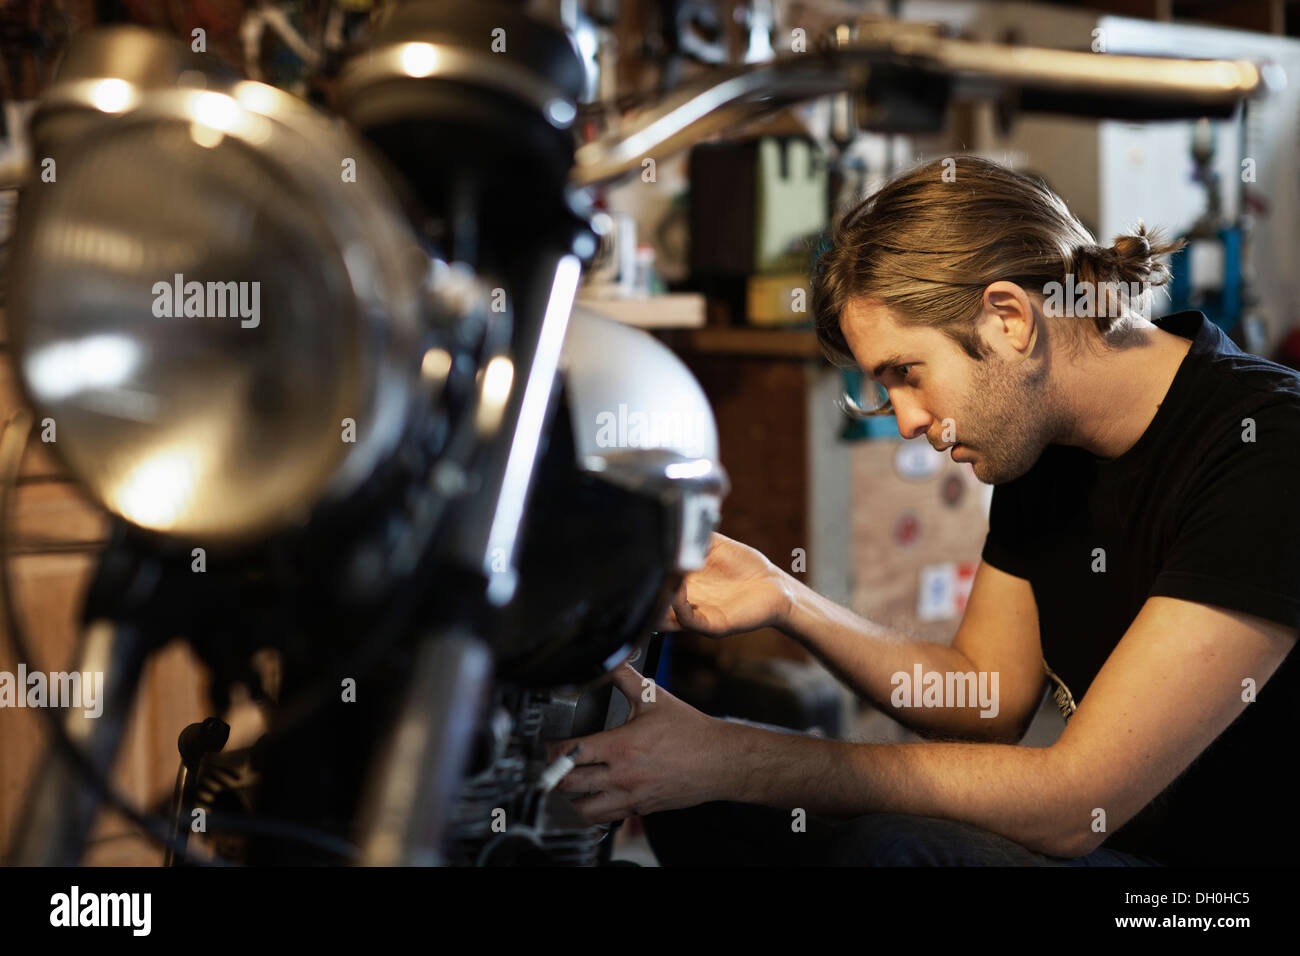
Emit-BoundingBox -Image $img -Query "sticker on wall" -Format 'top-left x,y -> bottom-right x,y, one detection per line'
917,562 -> 977,622
892,510 -> 921,548
941,472 -> 965,508
893,440 -> 944,481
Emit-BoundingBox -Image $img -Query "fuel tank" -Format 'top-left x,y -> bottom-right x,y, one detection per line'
491,308 -> 727,685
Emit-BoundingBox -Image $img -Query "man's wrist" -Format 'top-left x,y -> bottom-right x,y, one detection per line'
765,563 -> 797,632
709,717 -> 760,803
770,569 -> 813,644
707,717 -> 856,809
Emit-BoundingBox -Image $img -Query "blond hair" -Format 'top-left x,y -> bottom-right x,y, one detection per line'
812,156 -> 1184,367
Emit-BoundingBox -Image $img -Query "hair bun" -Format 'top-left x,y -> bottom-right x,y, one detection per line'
1068,221 -> 1185,311
1112,233 -> 1151,261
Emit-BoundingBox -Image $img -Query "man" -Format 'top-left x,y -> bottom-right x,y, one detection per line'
546,156 -> 1300,866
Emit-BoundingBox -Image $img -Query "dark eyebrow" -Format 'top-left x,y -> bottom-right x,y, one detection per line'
870,353 -> 906,380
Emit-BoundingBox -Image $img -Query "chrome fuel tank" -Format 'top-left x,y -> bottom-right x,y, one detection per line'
491,309 -> 727,685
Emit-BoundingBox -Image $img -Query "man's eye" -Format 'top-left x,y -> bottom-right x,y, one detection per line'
895,365 -> 913,379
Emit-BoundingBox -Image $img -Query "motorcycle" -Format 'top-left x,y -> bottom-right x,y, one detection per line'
0,1 -> 1268,865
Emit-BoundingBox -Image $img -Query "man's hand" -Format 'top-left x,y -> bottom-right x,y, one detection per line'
661,532 -> 793,637
544,664 -> 738,825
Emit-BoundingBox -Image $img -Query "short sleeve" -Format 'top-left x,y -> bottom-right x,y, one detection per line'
981,480 -> 1035,580
1148,402 -> 1300,633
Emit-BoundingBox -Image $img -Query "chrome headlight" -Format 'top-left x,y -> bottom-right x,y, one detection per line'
7,40 -> 431,545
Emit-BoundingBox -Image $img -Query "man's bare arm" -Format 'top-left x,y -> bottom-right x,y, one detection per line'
779,560 -> 1045,742
712,596 -> 1296,856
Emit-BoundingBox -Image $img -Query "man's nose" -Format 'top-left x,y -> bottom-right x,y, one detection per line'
892,398 -> 933,441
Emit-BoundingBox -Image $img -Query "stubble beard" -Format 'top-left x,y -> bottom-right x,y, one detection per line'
957,352 -> 1065,485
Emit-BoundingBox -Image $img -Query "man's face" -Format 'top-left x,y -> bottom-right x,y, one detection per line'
840,298 -> 1060,484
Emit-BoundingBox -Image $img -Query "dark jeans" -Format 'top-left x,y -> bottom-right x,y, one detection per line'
642,802 -> 1162,866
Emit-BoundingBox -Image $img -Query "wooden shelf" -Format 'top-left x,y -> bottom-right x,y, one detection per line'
657,325 -> 824,359
575,292 -> 707,329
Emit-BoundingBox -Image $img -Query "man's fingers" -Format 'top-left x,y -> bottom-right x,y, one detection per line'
672,593 -> 714,634
608,663 -> 649,715
659,580 -> 690,631
658,602 -> 680,631
570,790 -> 635,825
556,764 -> 614,794
545,737 -> 597,765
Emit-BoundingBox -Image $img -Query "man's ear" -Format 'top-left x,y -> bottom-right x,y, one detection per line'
980,281 -> 1038,358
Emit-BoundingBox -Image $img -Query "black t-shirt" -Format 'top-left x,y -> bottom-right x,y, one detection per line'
981,310 -> 1300,866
